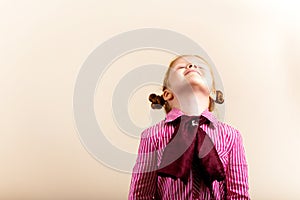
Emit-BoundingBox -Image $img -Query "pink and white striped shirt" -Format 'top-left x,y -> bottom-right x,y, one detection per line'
129,108 -> 250,200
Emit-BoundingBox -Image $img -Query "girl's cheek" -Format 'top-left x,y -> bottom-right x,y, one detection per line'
168,71 -> 183,83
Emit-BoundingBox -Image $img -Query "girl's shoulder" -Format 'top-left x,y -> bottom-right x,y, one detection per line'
216,120 -> 240,132
214,120 -> 242,139
140,119 -> 166,139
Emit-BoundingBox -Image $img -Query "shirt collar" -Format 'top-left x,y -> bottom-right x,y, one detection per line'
165,107 -> 219,127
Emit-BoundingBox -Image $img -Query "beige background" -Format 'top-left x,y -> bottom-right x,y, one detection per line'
1,0 -> 300,199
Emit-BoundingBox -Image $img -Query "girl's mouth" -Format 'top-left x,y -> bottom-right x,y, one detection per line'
184,69 -> 200,76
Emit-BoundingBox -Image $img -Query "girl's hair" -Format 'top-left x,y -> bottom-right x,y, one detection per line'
149,55 -> 224,113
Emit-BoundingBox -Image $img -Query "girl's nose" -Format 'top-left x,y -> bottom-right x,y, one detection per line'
187,64 -> 195,69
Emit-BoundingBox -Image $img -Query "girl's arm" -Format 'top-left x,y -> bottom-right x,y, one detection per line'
128,130 -> 157,200
226,130 -> 250,199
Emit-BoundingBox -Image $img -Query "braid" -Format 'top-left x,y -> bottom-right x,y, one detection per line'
148,93 -> 165,109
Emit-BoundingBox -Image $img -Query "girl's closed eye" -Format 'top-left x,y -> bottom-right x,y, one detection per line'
196,65 -> 207,73
175,65 -> 186,70
194,65 -> 204,70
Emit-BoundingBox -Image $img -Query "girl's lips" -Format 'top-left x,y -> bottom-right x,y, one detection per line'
184,69 -> 200,76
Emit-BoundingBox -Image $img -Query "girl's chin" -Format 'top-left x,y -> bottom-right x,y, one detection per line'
186,78 -> 208,87
174,82 -> 209,94
188,81 -> 210,92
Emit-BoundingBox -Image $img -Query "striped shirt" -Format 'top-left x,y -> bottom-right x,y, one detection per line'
129,108 -> 250,200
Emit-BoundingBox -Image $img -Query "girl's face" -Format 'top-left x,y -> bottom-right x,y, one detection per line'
167,56 -> 213,95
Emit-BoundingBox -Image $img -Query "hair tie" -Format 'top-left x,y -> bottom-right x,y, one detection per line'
215,90 -> 224,104
149,93 -> 165,109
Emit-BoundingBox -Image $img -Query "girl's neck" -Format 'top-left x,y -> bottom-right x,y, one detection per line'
172,90 -> 209,116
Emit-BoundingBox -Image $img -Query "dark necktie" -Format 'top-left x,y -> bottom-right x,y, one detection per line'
157,115 -> 225,187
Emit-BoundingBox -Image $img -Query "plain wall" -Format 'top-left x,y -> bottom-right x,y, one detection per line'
1,0 -> 300,199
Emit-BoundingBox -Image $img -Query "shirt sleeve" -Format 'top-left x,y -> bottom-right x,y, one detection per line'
128,130 -> 158,200
226,130 -> 250,200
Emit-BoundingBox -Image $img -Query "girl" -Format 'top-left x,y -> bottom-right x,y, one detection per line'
129,55 -> 250,200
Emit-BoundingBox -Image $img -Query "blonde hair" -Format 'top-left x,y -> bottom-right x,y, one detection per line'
149,55 -> 221,113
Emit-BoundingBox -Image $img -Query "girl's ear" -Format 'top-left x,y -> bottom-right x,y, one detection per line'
163,89 -> 174,101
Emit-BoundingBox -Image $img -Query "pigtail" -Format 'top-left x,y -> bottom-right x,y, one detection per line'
209,90 -> 224,112
215,90 -> 224,104
149,93 -> 165,109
